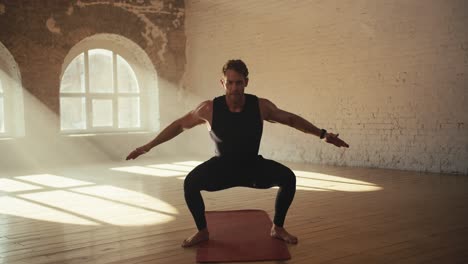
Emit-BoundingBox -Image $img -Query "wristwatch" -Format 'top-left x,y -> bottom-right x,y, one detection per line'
319,129 -> 327,139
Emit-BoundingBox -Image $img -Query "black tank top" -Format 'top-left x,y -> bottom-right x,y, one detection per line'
210,94 -> 263,159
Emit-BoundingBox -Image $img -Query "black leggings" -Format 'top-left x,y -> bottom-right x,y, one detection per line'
184,155 -> 296,230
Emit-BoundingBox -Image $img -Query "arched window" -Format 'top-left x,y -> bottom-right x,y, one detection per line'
0,79 -> 4,133
60,49 -> 141,131
0,41 -> 25,138
60,34 -> 159,134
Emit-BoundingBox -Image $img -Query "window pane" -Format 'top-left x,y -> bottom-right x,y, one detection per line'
0,97 -> 4,133
89,49 -> 113,93
117,55 -> 139,93
60,97 -> 86,130
118,97 -> 140,128
61,53 -> 85,93
92,99 -> 113,127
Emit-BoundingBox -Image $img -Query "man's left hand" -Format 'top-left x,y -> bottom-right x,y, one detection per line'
324,133 -> 349,148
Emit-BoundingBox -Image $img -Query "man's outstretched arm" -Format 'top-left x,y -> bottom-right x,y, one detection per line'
126,101 -> 211,160
259,98 -> 349,148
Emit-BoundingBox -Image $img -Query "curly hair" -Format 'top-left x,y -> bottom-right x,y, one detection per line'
222,59 -> 249,79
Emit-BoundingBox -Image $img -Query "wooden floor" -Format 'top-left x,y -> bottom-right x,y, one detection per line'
1,155 -> 467,264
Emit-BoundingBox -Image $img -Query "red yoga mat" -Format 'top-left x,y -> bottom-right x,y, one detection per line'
196,210 -> 291,263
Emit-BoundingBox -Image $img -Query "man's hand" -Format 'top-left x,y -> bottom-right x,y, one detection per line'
324,133 -> 349,148
126,146 -> 150,160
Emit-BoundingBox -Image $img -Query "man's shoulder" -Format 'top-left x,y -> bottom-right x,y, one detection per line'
197,100 -> 213,111
245,94 -> 268,103
189,100 -> 212,122
256,97 -> 274,106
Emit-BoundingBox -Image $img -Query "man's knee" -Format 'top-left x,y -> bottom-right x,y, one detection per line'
281,168 -> 296,187
184,171 -> 200,193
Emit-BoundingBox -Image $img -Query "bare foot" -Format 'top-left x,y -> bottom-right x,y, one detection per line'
181,229 -> 209,247
270,225 -> 298,244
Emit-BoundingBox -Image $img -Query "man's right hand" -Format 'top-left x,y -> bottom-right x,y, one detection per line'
324,133 -> 350,148
126,147 -> 149,160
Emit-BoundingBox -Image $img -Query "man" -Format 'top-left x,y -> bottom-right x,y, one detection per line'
126,59 -> 349,247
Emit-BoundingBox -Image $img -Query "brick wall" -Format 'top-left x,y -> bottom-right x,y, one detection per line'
0,0 -> 466,174
0,0 -> 187,169
0,0 -> 185,113
183,0 -> 468,174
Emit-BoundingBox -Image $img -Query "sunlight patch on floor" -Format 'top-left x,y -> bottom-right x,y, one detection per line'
72,185 -> 178,214
293,170 -> 382,192
19,190 -> 175,226
110,161 -> 382,193
110,161 -> 202,177
173,161 -> 203,167
0,171 -> 179,226
0,178 -> 43,192
16,174 -> 93,188
0,160 -> 382,227
110,166 -> 186,177
147,163 -> 194,172
0,196 -> 98,225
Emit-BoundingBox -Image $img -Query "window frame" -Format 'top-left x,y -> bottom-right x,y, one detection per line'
0,78 -> 5,135
0,69 -> 18,138
60,49 -> 145,134
0,41 -> 26,139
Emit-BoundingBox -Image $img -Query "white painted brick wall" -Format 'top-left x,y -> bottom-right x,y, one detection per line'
183,0 -> 468,174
